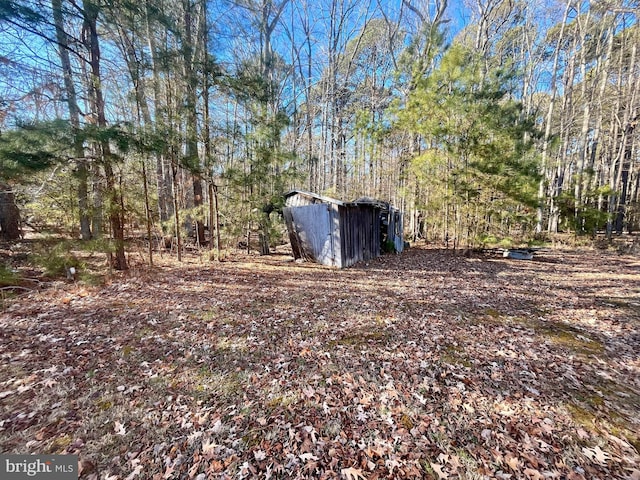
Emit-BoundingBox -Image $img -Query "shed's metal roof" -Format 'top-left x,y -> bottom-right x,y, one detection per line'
284,189 -> 347,206
285,190 -> 387,208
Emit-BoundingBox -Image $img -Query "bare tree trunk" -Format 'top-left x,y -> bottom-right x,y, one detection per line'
587,20 -> 615,208
290,1 -> 315,192
182,0 -> 206,246
608,35 -> 638,236
52,0 -> 91,240
91,159 -> 103,238
171,158 -> 182,261
145,0 -> 171,227
142,158 -> 153,265
209,182 -> 221,260
113,16 -> 158,264
573,7 -> 593,232
0,183 -> 21,241
537,0 -> 572,233
83,0 -> 127,269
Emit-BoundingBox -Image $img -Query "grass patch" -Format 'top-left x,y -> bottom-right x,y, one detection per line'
198,308 -> 219,322
31,241 -> 82,278
266,392 -> 298,409
478,310 -> 605,356
0,263 -> 20,287
566,375 -> 640,453
566,400 -> 640,452
216,335 -> 249,353
47,434 -> 72,453
195,370 -> 246,402
484,308 -> 503,319
530,321 -> 605,356
566,402 -> 598,430
95,398 -> 114,411
329,330 -> 389,347
601,297 -> 640,315
440,344 -> 473,368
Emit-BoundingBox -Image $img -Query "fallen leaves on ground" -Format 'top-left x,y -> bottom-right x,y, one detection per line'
1,245 -> 639,479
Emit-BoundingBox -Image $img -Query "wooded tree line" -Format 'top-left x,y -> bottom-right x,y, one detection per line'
0,0 -> 638,269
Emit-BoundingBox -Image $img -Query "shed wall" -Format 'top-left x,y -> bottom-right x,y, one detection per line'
339,205 -> 380,267
388,208 -> 404,253
283,204 -> 337,266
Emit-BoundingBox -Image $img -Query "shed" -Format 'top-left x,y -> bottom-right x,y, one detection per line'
283,190 -> 403,268
353,197 -> 405,254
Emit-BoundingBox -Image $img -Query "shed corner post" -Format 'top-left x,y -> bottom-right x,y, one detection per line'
330,203 -> 343,268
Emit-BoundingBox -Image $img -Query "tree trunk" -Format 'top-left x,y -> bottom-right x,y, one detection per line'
145,0 -> 172,227
536,0 -> 572,233
0,183 -> 21,241
83,0 -> 127,269
573,7 -> 593,232
608,39 -> 638,237
209,182 -> 221,261
259,216 -> 270,255
183,0 -> 205,246
614,113 -> 638,234
91,160 -> 103,237
142,158 -> 153,266
52,0 -> 91,240
171,158 -> 182,261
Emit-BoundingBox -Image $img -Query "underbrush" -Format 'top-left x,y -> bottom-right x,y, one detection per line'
0,263 -> 20,287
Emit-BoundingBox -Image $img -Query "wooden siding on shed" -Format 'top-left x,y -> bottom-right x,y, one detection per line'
340,205 -> 380,266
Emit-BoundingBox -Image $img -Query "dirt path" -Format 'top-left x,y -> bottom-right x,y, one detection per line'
1,246 -> 639,479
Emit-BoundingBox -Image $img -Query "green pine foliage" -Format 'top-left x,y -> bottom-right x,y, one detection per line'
0,120 -> 72,181
0,120 -> 143,182
8,121 -> 156,237
397,43 -> 542,247
223,57 -> 302,251
0,262 -> 20,287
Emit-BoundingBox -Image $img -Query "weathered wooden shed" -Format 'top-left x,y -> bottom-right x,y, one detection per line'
353,197 -> 405,254
283,190 -> 403,268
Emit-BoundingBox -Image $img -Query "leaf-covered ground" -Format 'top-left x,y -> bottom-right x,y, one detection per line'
1,246 -> 639,479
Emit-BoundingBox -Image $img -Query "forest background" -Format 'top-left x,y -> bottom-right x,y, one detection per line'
0,0 -> 638,270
